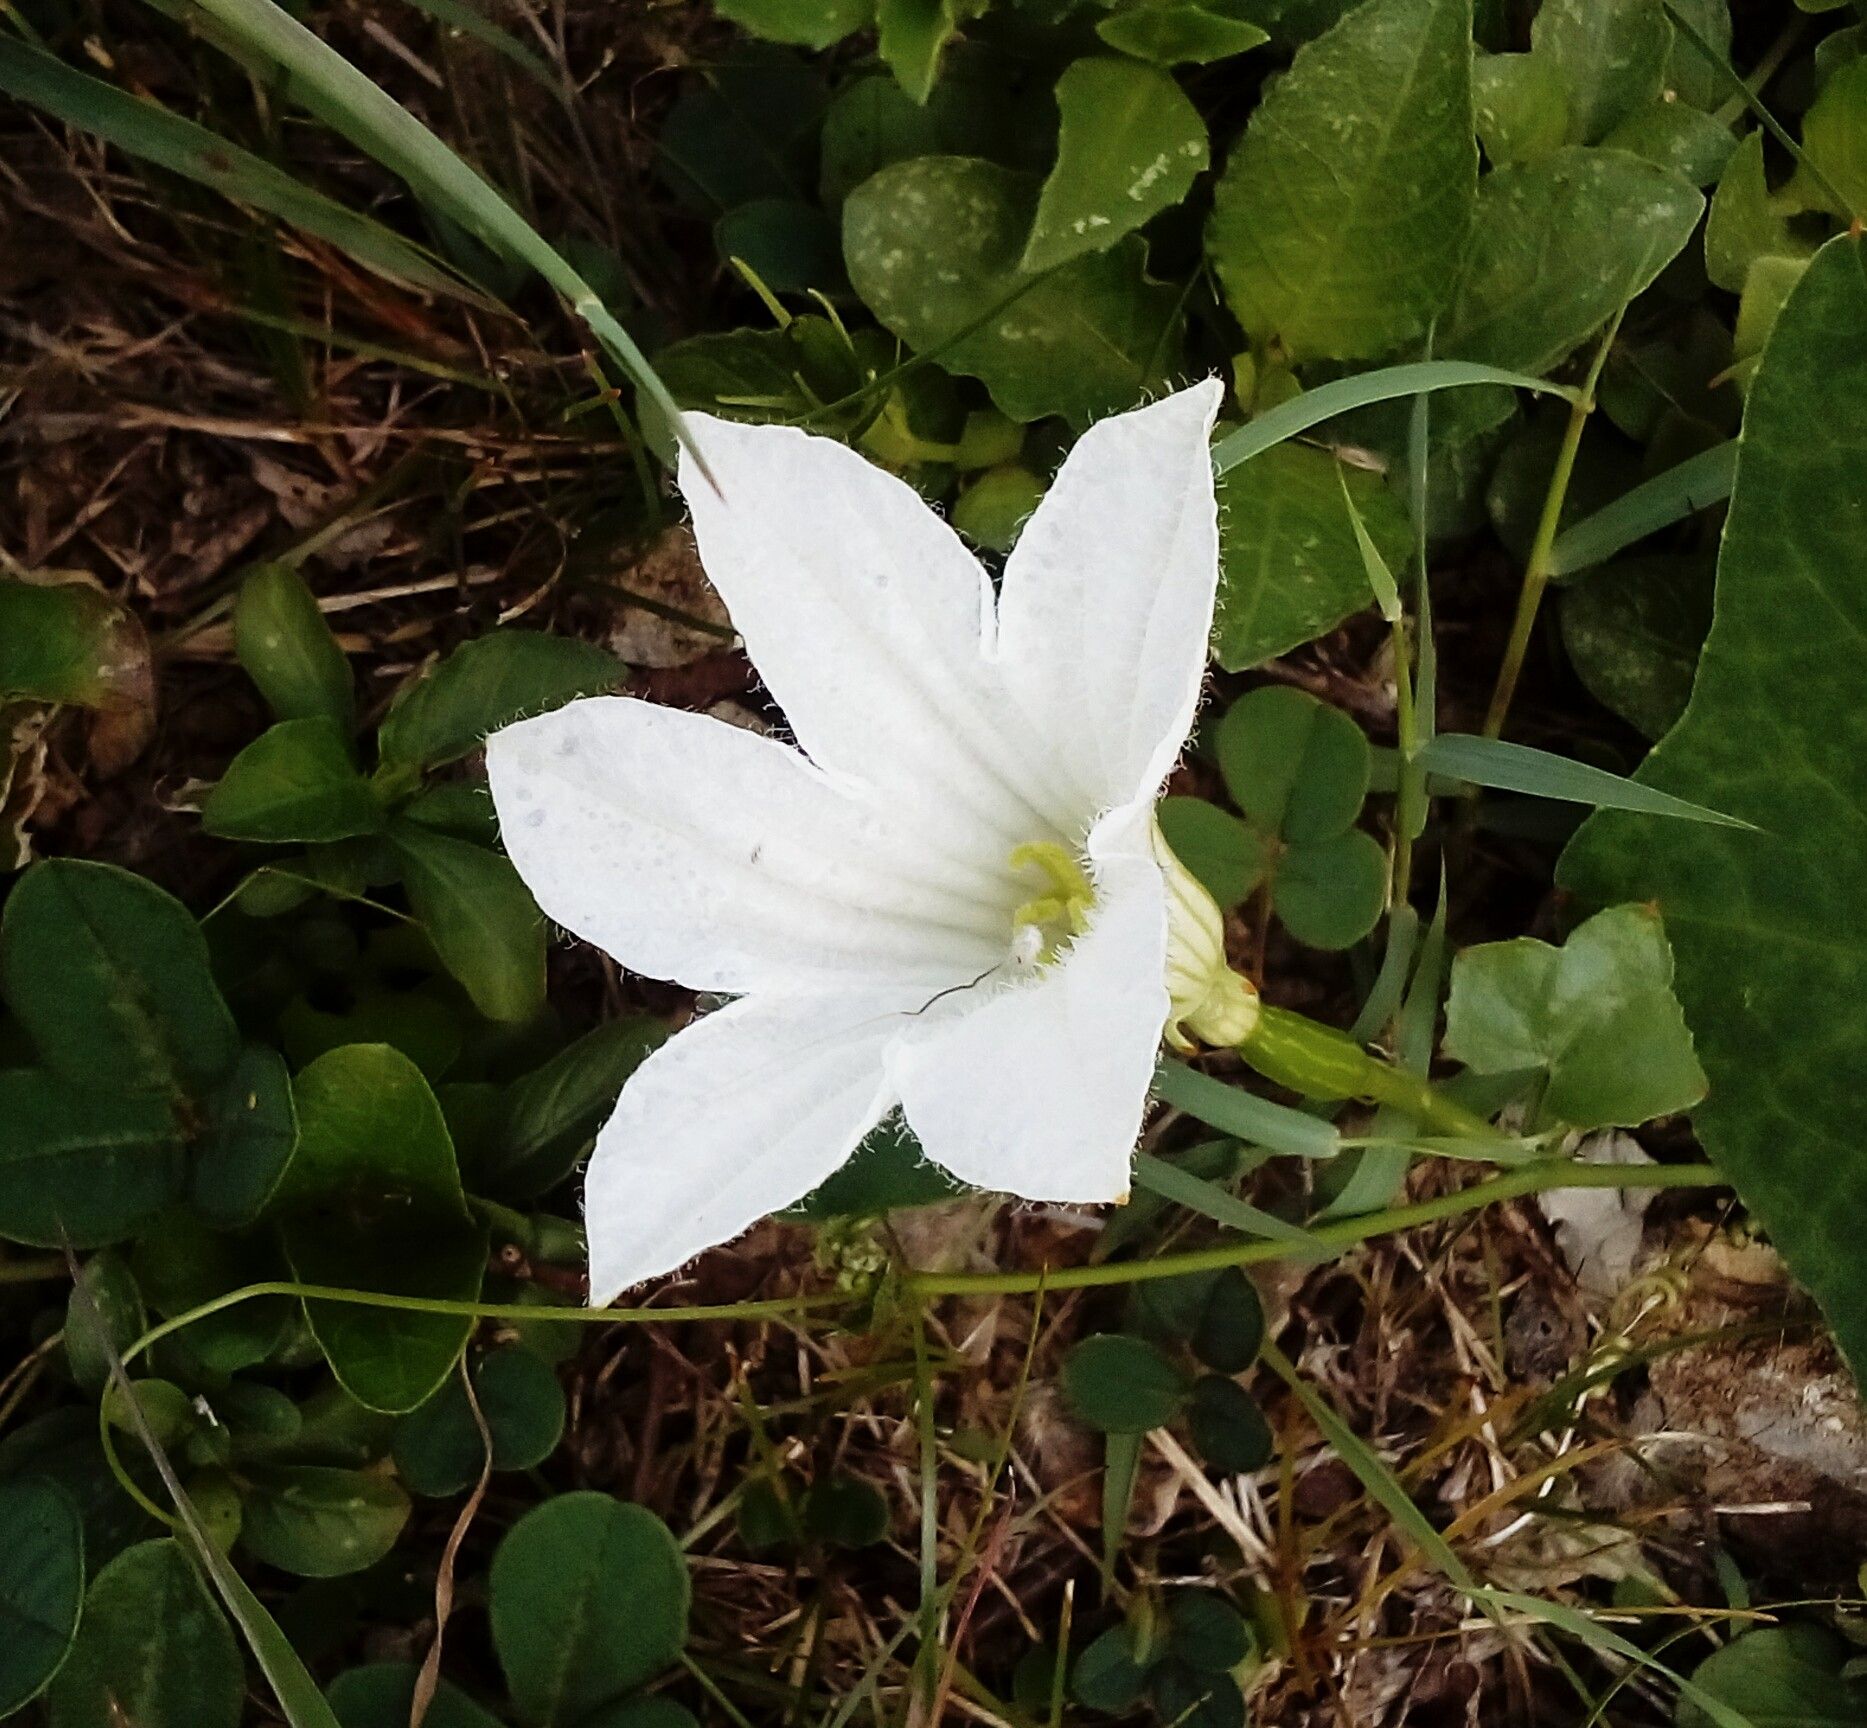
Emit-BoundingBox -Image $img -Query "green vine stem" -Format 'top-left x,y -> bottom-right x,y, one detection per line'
901,1160 -> 1722,1297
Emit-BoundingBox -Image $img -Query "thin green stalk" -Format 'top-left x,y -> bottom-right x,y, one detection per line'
901,1161 -> 1722,1298
121,1281 -> 834,1372
1483,310 -> 1625,738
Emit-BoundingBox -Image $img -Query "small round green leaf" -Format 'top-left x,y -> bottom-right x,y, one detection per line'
278,1043 -> 487,1413
1188,1375 -> 1273,1476
0,1478 -> 84,1716
802,1474 -> 890,1550
240,1465 -> 411,1578
192,1043 -> 299,1229
1216,686 -> 1370,845
1072,1622 -> 1150,1711
950,465 -> 1046,553
1166,1591 -> 1253,1673
47,1539 -> 241,1728
1188,1270 -> 1265,1375
1060,1334 -> 1193,1434
1149,1659 -> 1245,1728
491,1493 -> 690,1728
1272,827 -> 1387,950
64,1249 -> 146,1393
1155,797 -> 1270,909
392,1346 -> 567,1497
1678,1624 -> 1866,1728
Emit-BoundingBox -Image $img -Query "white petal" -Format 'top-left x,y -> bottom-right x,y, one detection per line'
488,696 -> 1008,996
584,993 -> 903,1301
887,804 -> 1169,1202
995,381 -> 1224,813
678,415 -> 1084,853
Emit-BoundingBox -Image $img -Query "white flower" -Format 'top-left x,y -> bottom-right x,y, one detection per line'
487,379 -> 1229,1303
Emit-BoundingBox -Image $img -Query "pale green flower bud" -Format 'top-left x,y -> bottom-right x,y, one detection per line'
1153,817 -> 1260,1052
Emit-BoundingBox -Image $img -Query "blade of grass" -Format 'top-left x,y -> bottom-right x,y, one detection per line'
1211,361 -> 1576,475
67,1254 -> 345,1728
1418,734 -> 1754,829
1132,1149 -> 1322,1247
1261,1342 -> 1756,1728
0,37 -> 477,303
1547,440 -> 1737,578
1153,1059 -> 1342,1159
394,0 -> 558,89
151,0 -> 699,468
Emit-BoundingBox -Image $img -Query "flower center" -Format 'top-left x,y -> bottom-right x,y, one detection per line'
1006,841 -> 1094,969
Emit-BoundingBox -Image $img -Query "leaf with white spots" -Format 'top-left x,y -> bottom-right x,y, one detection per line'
1022,58 -> 1209,273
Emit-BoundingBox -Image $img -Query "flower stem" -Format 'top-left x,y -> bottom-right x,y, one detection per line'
1235,1005 -> 1494,1140
1482,309 -> 1625,739
900,1161 -> 1722,1298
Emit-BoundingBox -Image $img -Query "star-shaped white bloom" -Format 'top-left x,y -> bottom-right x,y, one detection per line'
487,379 -> 1232,1303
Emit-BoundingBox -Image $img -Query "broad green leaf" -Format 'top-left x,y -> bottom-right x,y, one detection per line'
480,1014 -> 666,1198
657,44 -> 824,214
278,1044 -> 488,1412
327,1664 -> 505,1728
1419,732 -> 1748,826
1733,252 -> 1810,366
1212,443 -> 1414,669
1706,132 -> 1811,293
1,859 -> 239,1095
1155,796 -> 1271,907
240,1466 -> 410,1577
1442,148 -> 1702,376
1166,1594 -> 1253,1672
1788,56 -> 1867,219
202,717 -> 383,843
193,1043 -> 299,1228
1444,904 -> 1706,1129
490,1493 -> 690,1728
379,630 -> 626,769
1560,555 -> 1712,739
0,1071 -> 183,1248
843,156 -> 1184,425
1060,1333 -> 1193,1432
1676,1625 -> 1867,1728
0,579 -> 149,709
234,565 -> 355,730
1021,58 -> 1207,272
1149,1661 -> 1245,1728
1205,0 -> 1476,362
1215,685 -> 1371,843
47,1540 -> 242,1728
877,0 -> 965,102
714,196 -> 843,294
392,1346 -> 566,1497
0,38 -> 471,303
1472,53 -> 1568,166
950,466 -> 1046,551
132,1214 -> 294,1374
655,319 -> 876,433
787,1117 -> 968,1219
819,68 -> 1018,203
1602,100 -> 1735,184
1095,0 -> 1269,65
389,821 -> 545,1024
1272,827 -> 1387,950
1559,236 -> 1867,1377
0,1479 -> 84,1716
1529,0 -> 1671,142
1661,0 -> 1732,110
715,0 -> 873,48
64,1251 -> 145,1394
